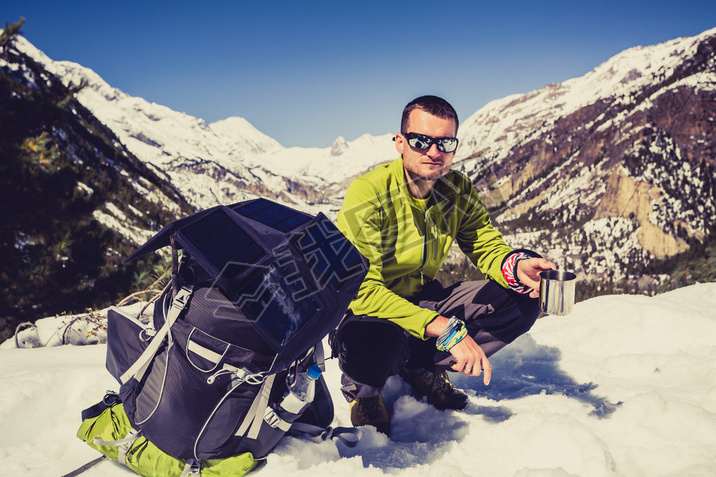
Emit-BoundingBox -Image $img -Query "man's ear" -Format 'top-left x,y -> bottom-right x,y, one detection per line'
394,133 -> 405,155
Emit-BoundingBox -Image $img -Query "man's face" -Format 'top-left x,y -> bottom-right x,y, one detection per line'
395,108 -> 457,185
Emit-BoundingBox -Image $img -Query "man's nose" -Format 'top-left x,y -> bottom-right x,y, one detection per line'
426,142 -> 441,157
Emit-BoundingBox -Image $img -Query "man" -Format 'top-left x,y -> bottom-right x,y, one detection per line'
332,95 -> 555,435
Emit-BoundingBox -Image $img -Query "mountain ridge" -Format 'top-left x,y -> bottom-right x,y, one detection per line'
2,24 -> 715,337
453,27 -> 716,293
0,31 -> 193,339
15,35 -> 397,214
17,27 -> 716,291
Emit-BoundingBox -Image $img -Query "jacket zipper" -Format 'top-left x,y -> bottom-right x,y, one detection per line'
420,208 -> 432,285
429,214 -> 438,260
410,202 -> 439,294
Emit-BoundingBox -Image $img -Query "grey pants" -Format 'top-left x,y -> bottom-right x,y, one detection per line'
331,280 -> 540,401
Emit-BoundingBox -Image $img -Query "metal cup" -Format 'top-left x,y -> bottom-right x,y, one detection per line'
539,269 -> 577,315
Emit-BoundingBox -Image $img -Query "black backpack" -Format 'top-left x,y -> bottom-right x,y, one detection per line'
78,199 -> 368,476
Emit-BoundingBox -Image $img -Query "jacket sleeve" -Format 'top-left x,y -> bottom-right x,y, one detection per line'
337,179 -> 438,339
454,175 -> 513,287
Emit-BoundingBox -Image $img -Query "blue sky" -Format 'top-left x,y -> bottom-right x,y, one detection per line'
3,1 -> 715,147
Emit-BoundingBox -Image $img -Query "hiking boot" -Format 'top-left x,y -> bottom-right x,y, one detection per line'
402,368 -> 468,411
350,394 -> 391,435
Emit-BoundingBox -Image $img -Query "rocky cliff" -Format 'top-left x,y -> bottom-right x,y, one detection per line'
455,28 -> 716,293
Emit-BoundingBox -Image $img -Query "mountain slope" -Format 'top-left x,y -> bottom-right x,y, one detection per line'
17,36 -> 396,215
0,28 -> 193,341
455,27 -> 716,292
10,26 -> 716,302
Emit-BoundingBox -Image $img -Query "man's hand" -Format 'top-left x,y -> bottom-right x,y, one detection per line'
448,334 -> 491,385
425,315 -> 491,385
516,257 -> 557,298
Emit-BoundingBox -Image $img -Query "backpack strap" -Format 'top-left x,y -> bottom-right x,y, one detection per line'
119,285 -> 193,384
60,456 -> 107,477
91,428 -> 141,465
180,459 -> 201,477
81,392 -> 121,420
313,341 -> 326,372
89,427 -> 141,471
263,407 -> 293,432
235,372 -> 276,440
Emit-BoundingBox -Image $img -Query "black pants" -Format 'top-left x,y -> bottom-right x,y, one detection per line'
332,280 -> 540,401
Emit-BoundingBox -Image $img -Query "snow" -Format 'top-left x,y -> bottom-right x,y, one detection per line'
92,203 -> 155,246
456,27 -> 716,168
245,133 -> 397,184
2,283 -> 715,476
12,34 -> 395,211
3,25 -> 716,476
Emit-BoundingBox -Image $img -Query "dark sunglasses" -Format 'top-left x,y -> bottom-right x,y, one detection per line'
400,132 -> 459,153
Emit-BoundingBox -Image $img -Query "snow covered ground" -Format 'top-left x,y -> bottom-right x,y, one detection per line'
1,283 -> 715,477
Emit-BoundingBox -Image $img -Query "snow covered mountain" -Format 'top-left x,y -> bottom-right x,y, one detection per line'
3,24 -> 715,477
4,26 -> 715,319
15,36 -> 396,215
454,27 -> 716,294
0,33 -> 194,338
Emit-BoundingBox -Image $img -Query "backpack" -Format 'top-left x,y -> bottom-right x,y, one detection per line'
72,199 -> 368,477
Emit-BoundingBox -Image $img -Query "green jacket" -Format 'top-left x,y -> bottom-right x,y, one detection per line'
337,156 -> 513,339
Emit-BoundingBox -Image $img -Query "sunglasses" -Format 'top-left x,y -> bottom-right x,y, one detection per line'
401,132 -> 459,153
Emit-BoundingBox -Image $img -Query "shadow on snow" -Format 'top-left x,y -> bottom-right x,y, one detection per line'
337,333 -> 619,470
452,333 -> 620,419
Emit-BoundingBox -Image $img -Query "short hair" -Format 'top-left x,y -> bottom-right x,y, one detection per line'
400,95 -> 459,135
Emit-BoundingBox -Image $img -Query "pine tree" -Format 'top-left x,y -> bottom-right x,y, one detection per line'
0,17 -> 26,56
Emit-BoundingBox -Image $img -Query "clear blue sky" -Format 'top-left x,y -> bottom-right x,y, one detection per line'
3,1 -> 715,147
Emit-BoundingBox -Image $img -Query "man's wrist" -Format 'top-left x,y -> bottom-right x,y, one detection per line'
502,249 -> 541,295
424,314 -> 448,338
436,316 -> 468,351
